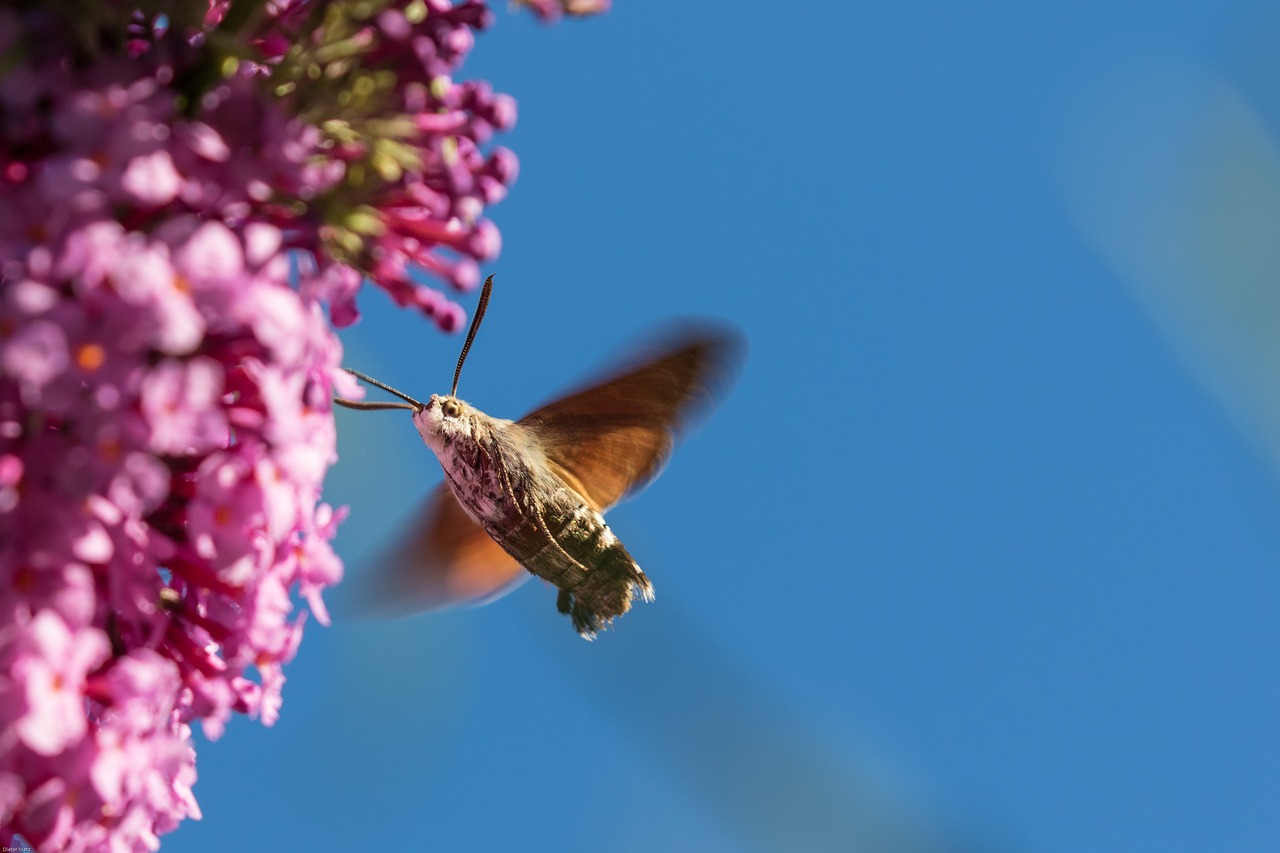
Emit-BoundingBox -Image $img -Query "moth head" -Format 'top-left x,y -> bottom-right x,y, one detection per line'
332,274 -> 496,451
412,394 -> 479,451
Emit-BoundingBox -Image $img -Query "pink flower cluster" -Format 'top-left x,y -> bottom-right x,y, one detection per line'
256,0 -> 523,330
0,59 -> 346,851
0,0 -> 605,849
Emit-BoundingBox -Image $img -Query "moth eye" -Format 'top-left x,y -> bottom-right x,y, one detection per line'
441,399 -> 462,418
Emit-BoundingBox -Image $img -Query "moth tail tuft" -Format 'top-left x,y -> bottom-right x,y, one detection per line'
635,574 -> 655,604
558,571 -> 654,640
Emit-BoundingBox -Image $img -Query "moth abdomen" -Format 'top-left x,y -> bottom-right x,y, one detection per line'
559,545 -> 653,639
556,525 -> 652,639
500,494 -> 651,639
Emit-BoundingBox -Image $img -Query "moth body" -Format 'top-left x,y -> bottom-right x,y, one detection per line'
414,394 -> 653,637
333,274 -> 741,639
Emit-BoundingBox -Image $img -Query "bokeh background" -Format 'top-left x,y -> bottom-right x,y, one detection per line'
168,2 -> 1280,851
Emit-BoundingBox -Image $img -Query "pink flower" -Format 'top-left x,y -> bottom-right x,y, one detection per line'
13,612 -> 110,755
174,221 -> 243,291
120,150 -> 182,206
2,319 -> 68,392
111,237 -> 206,355
186,452 -> 269,586
237,285 -> 308,366
140,357 -> 229,455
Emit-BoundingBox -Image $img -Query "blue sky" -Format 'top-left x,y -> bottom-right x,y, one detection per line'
169,2 -> 1280,851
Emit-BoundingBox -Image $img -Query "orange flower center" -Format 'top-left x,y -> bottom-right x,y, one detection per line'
76,343 -> 106,372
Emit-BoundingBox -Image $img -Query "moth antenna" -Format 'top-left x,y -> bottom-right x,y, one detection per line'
334,399 -> 418,412
451,274 -> 493,397
337,368 -> 425,411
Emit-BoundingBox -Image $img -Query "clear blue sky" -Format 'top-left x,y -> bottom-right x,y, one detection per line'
168,2 -> 1280,851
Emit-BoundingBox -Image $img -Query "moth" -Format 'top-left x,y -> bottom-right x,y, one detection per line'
335,275 -> 742,638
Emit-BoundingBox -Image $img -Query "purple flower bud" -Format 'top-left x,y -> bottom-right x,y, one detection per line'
465,218 -> 502,260
489,93 -> 518,130
377,9 -> 413,41
485,146 -> 519,184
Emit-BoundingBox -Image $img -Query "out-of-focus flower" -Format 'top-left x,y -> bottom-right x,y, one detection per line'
516,0 -> 612,21
0,0 -> 605,849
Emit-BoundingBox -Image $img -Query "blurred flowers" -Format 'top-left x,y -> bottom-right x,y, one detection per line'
0,0 -> 604,848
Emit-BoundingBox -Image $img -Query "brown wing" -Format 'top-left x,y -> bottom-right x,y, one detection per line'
519,325 -> 744,512
353,483 -> 527,616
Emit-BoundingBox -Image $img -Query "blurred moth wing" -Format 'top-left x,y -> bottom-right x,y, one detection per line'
362,326 -> 743,615
353,485 -> 523,617
522,331 -> 740,512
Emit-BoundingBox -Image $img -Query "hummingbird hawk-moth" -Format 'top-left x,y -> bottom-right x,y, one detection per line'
335,275 -> 742,638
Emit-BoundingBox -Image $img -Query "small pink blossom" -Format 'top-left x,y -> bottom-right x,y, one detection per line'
244,223 -> 283,267
2,319 -> 68,391
174,221 -> 243,289
111,240 -> 207,355
14,612 -> 110,755
120,149 -> 182,206
186,453 -> 269,586
70,519 -> 114,564
141,357 -> 228,454
237,286 -> 308,366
